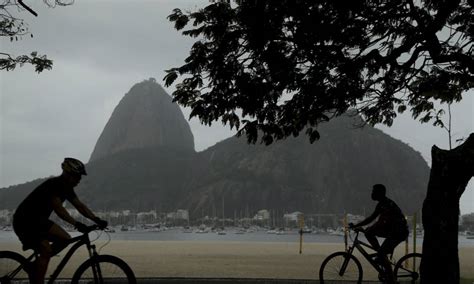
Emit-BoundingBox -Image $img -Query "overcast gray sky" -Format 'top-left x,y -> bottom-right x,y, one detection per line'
1,0 -> 473,214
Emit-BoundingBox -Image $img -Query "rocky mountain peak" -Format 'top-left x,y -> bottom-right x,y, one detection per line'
89,78 -> 195,162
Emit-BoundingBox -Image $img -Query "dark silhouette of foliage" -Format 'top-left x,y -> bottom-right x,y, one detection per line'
165,0 -> 473,145
166,1 -> 473,282
0,0 -> 74,72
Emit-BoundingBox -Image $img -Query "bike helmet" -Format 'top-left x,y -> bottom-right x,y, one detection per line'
61,157 -> 87,175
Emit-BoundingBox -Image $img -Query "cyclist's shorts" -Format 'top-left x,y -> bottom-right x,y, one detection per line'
380,236 -> 405,255
12,216 -> 54,251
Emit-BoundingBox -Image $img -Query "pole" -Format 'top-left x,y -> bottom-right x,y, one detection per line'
405,216 -> 409,256
404,215 -> 409,268
413,212 -> 417,254
298,214 -> 304,254
299,229 -> 303,254
413,212 -> 417,272
343,214 -> 348,252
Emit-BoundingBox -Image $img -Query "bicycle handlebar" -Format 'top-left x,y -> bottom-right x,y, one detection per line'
345,225 -> 365,233
81,224 -> 108,234
87,224 -> 100,232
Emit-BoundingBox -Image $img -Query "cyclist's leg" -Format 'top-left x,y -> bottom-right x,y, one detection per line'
379,237 -> 404,284
47,222 -> 72,254
33,239 -> 53,284
33,221 -> 71,284
367,225 -> 395,283
32,220 -> 71,284
28,219 -> 55,284
364,225 -> 381,251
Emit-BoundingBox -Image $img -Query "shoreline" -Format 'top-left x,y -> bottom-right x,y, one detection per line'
1,240 -> 473,280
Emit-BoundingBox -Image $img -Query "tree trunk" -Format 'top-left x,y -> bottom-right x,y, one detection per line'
420,133 -> 474,283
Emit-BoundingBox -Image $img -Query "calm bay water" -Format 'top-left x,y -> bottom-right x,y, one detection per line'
1,228 -> 473,247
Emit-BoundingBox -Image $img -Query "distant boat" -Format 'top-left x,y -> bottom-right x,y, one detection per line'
301,226 -> 312,234
311,228 -> 325,234
329,227 -> 345,236
105,227 -> 116,233
146,227 -> 162,232
235,228 -> 246,234
182,226 -> 193,233
195,224 -> 209,233
2,226 -> 12,231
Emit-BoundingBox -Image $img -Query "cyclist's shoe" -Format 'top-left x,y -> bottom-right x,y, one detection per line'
376,259 -> 396,284
378,273 -> 396,283
378,272 -> 386,282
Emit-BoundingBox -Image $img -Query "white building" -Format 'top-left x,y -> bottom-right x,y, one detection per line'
167,209 -> 189,221
0,210 -> 12,223
346,214 -> 365,224
137,210 -> 157,223
176,209 -> 189,220
0,210 -> 11,218
283,211 -> 303,222
254,209 -> 270,221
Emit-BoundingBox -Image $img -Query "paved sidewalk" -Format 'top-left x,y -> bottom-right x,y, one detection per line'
136,278 -> 381,283
53,278 -> 380,283
136,278 -> 318,283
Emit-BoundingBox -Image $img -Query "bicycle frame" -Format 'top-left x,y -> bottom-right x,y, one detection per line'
345,230 -> 391,275
20,231 -> 99,283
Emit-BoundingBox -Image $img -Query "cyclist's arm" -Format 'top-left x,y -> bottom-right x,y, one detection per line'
70,197 -> 99,222
353,207 -> 380,227
51,196 -> 78,226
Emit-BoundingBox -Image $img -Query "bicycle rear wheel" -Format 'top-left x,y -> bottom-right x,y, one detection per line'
394,253 -> 422,283
319,251 -> 363,283
71,255 -> 136,284
0,251 -> 30,284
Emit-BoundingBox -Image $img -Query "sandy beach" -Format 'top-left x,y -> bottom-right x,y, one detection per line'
1,240 -> 473,280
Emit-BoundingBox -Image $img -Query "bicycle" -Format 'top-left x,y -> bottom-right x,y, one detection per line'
0,224 -> 136,284
319,227 -> 422,283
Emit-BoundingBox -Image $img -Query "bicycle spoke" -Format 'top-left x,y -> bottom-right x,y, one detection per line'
74,261 -> 129,283
72,255 -> 136,284
320,252 -> 362,283
0,254 -> 29,284
394,253 -> 422,283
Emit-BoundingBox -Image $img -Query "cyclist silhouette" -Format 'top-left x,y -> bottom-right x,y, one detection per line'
349,184 -> 408,283
12,157 -> 108,284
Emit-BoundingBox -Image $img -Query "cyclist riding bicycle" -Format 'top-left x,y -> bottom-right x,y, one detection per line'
12,157 -> 108,284
349,184 -> 409,284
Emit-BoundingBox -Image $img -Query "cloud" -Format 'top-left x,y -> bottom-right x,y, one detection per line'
2,0 -> 204,77
1,0 -> 473,214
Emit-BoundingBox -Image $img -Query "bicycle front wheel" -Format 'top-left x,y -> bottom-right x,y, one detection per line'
319,251 -> 363,283
71,255 -> 136,284
0,251 -> 31,284
394,253 -> 422,283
